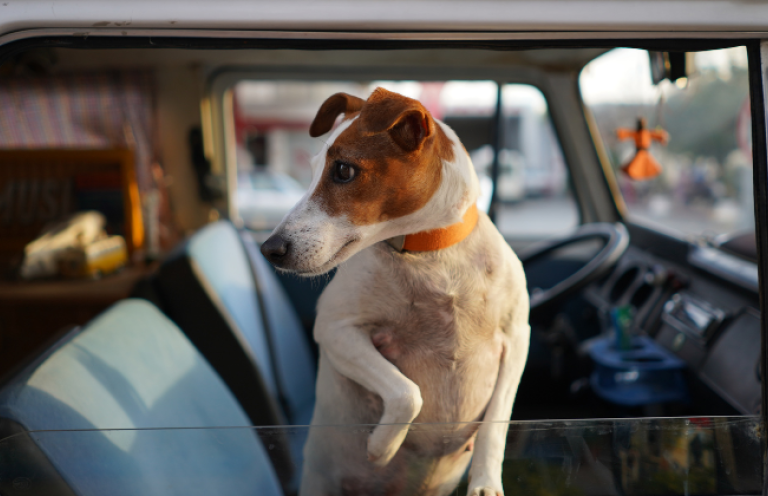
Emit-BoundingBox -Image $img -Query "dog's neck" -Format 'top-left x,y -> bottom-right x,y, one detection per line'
385,204 -> 479,252
376,122 -> 481,253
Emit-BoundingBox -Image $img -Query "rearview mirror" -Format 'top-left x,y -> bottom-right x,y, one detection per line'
648,51 -> 687,84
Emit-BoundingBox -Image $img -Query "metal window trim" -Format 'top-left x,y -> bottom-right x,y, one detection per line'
3,27 -> 768,46
751,41 -> 768,495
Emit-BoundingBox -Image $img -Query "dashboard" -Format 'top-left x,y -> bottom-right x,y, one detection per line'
582,223 -> 761,415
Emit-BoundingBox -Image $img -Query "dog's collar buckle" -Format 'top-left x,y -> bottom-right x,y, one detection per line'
386,204 -> 479,252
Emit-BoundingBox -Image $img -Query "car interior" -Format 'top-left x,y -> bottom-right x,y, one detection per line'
0,38 -> 763,495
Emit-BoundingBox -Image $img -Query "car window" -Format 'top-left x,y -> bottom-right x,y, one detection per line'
580,47 -> 752,241
493,84 -> 577,242
231,80 -> 496,233
1,418 -> 759,496
230,80 -> 577,240
0,40 -> 763,496
238,172 -> 303,193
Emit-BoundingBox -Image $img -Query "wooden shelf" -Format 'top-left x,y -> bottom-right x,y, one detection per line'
0,266 -> 149,304
0,265 -> 155,379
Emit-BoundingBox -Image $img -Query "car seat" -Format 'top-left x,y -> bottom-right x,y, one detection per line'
143,221 -> 316,485
0,299 -> 284,496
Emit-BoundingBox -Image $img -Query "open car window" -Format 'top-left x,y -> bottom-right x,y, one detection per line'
230,79 -> 577,243
494,84 -> 577,242
580,47 -> 753,241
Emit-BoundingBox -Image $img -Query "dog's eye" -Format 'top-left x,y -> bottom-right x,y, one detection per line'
333,161 -> 356,183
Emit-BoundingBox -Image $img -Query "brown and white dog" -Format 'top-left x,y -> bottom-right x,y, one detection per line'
261,88 -> 530,496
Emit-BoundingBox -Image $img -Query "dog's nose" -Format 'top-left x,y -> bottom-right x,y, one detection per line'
261,234 -> 291,263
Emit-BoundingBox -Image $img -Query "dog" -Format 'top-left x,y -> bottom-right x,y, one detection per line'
261,88 -> 530,496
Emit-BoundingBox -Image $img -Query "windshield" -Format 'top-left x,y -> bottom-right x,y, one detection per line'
580,47 -> 752,241
0,417 -> 759,496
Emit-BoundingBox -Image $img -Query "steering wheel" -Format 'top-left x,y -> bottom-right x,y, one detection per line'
519,223 -> 629,313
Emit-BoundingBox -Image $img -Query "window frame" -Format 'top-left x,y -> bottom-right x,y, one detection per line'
750,42 -> 768,441
206,68 -> 592,232
0,34 -> 766,480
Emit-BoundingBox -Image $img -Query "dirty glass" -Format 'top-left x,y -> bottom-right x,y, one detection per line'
580,47 -> 752,240
0,417 -> 760,496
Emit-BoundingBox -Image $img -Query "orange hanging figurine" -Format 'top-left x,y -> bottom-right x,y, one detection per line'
616,118 -> 669,180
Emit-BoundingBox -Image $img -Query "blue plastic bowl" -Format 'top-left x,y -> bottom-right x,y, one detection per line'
588,336 -> 688,406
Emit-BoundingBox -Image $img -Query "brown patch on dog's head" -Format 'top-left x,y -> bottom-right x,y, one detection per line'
309,87 -> 454,226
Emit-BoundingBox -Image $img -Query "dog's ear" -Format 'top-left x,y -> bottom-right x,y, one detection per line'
309,93 -> 365,137
360,87 -> 434,152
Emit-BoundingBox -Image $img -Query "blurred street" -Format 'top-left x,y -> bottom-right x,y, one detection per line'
495,197 -> 579,239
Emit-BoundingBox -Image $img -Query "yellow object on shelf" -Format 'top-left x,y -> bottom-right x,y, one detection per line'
58,235 -> 128,279
0,148 -> 144,259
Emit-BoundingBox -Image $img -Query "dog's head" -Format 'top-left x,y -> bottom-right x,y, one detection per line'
261,87 -> 479,275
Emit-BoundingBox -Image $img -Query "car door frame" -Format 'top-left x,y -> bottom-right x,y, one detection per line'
1,29 -> 767,487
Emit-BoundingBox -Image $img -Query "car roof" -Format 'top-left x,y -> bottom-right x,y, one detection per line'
3,0 -> 768,39
4,1 -> 760,77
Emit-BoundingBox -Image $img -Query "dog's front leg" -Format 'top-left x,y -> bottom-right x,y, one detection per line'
315,316 -> 423,466
467,328 -> 530,496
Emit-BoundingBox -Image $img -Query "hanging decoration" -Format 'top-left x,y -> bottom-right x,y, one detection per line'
616,118 -> 669,180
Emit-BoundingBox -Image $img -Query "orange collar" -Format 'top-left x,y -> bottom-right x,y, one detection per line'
386,204 -> 479,252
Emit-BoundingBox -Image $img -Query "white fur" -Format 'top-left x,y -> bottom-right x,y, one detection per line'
269,118 -> 367,275
270,117 -> 529,496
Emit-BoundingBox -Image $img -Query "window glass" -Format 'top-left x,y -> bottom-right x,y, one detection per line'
580,47 -> 752,239
3,419 -> 759,496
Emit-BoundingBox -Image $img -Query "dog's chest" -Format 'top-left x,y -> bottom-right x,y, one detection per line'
349,243 -> 508,424
361,249 -> 497,344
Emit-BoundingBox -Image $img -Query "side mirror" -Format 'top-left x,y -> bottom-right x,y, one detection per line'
648,51 -> 688,85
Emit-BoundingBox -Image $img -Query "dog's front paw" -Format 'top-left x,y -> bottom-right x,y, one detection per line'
468,487 -> 503,496
467,475 -> 504,496
367,423 -> 410,467
367,383 -> 423,466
